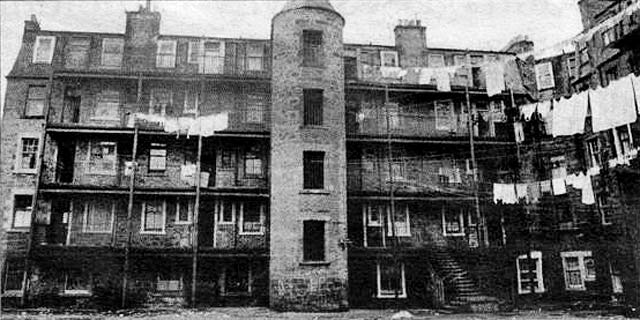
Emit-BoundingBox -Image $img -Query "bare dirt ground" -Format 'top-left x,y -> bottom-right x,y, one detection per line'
0,308 -> 633,320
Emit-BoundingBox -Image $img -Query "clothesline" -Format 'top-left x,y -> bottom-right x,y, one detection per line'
132,112 -> 229,137
493,171 -> 595,206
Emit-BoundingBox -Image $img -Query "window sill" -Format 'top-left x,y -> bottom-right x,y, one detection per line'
2,290 -> 23,297
8,228 -> 30,233
217,221 -> 235,225
90,117 -> 120,122
140,231 -> 166,235
239,231 -> 264,236
387,233 -> 411,238
222,291 -> 252,297
87,171 -> 117,176
146,171 -> 167,177
300,261 -> 331,267
81,230 -> 112,234
174,221 -> 192,225
377,293 -> 407,299
14,169 -> 37,175
61,290 -> 92,297
443,232 -> 465,237
300,189 -> 330,195
565,287 -> 587,292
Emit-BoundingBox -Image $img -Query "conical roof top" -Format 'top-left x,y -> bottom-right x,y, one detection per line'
280,0 -> 336,12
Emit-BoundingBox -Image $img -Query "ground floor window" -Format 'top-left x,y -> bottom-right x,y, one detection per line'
376,261 -> 407,298
156,273 -> 183,294
63,270 -> 91,296
2,260 -> 24,296
516,251 -> 545,294
561,251 -> 595,291
224,264 -> 251,295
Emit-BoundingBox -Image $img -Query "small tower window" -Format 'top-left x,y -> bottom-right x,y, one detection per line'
303,30 -> 323,67
303,89 -> 323,126
303,151 -> 324,190
303,220 -> 325,261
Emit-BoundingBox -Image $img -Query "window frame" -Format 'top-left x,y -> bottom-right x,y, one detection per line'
87,141 -> 118,175
442,206 -> 465,237
175,197 -> 193,224
535,61 -> 556,90
187,40 -> 202,64
82,200 -> 115,234
183,88 -> 198,115
62,270 -> 92,296
15,134 -> 39,174
303,151 -> 325,190
245,94 -> 266,124
302,30 -> 323,67
156,273 -> 184,294
561,251 -> 595,291
386,204 -> 411,237
32,35 -> 56,64
365,204 -> 384,227
11,193 -> 33,231
100,38 -> 124,68
156,39 -> 177,68
380,51 -> 399,68
376,261 -> 407,299
428,53 -> 445,68
216,200 -> 236,225
586,138 -> 601,169
303,88 -> 324,126
148,143 -> 167,172
24,85 -> 47,118
201,40 -> 225,74
303,220 -> 325,262
92,90 -> 120,121
244,151 -> 263,178
239,202 -> 265,235
516,251 -> 545,294
246,43 -> 264,71
65,36 -> 91,69
149,88 -> 172,116
223,264 -> 252,296
597,194 -> 613,225
141,200 -> 167,234
2,260 -> 25,297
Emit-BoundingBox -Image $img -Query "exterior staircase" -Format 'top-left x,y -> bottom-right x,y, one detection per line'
431,246 -> 503,313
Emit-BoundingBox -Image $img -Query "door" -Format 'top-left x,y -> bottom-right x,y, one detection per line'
47,199 -> 71,245
57,140 -> 76,183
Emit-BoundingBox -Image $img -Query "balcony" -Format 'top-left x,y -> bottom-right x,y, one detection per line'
356,65 -> 475,88
608,14 -> 640,49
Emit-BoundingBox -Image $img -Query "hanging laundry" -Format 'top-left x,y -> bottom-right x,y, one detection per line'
515,183 -> 528,203
200,112 -> 229,136
187,118 -> 201,138
418,68 -> 435,85
504,59 -> 525,91
552,92 -> 588,137
513,122 -> 525,143
520,103 -> 537,120
163,117 -> 180,133
493,183 -> 517,204
540,180 -> 552,194
380,67 -> 403,79
452,168 -> 462,184
590,75 -> 637,132
633,74 -> 640,114
527,182 -> 541,203
581,175 -> 595,205
435,69 -> 451,92
485,62 -> 505,97
180,163 -> 196,185
200,172 -> 210,188
552,178 -> 566,195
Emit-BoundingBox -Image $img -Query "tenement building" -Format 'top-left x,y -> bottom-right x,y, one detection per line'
2,0 -> 639,312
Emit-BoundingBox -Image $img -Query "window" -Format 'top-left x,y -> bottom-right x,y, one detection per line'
33,36 -> 56,64
470,54 -> 484,65
246,94 -> 266,124
561,251 -> 595,291
175,198 -> 192,224
244,151 -> 263,177
88,141 -> 117,175
220,150 -> 235,169
187,40 -> 202,64
604,66 -> 618,85
602,28 -> 616,46
610,263 -> 623,294
83,200 -> 114,233
381,51 -> 399,67
366,204 -> 384,227
386,204 -> 411,237
225,264 -> 251,295
63,270 -> 91,296
65,37 -> 90,69
303,30 -> 323,67
2,260 -> 25,295
442,207 -> 465,236
550,156 -> 567,179
390,157 -> 405,180
303,220 -> 325,261
453,55 -> 466,66
429,54 -> 445,68
93,90 -> 120,121
247,43 -> 264,71
25,86 -> 46,117
12,195 -> 32,229
149,143 -> 167,172
303,151 -> 324,189
597,194 -> 613,225
183,89 -> 198,114
303,89 -> 323,126
141,200 -> 166,234
157,274 -> 183,293
617,125 -> 632,156
149,89 -> 172,116
202,41 -> 225,74
377,261 -> 407,298
156,40 -> 177,68
578,43 -> 589,65
240,201 -> 264,235
535,62 -> 555,90
587,138 -> 601,168
516,251 -> 545,294
567,56 -> 577,78
101,38 -> 124,67
217,200 -> 235,224
435,100 -> 454,131
17,137 -> 39,173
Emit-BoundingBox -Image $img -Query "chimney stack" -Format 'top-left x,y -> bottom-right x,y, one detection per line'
394,19 -> 427,68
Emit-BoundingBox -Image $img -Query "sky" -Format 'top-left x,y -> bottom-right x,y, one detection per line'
0,0 -> 584,115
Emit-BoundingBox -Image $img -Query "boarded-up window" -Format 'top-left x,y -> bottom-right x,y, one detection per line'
101,38 -> 123,67
89,141 -> 117,175
25,86 -> 46,117
303,89 -> 323,126
435,100 -> 454,131
303,30 -> 322,67
377,262 -> 406,298
65,37 -> 90,69
303,151 -> 324,189
244,151 -> 262,177
303,220 -> 325,261
246,43 -> 264,71
83,200 -> 113,233
149,143 -> 167,172
93,90 -> 120,120
156,40 -> 177,68
149,89 -> 172,116
246,94 -> 266,124
12,195 -> 32,229
157,274 -> 183,292
19,138 -> 39,171
142,200 -> 165,233
33,36 -> 56,64
535,62 -> 555,90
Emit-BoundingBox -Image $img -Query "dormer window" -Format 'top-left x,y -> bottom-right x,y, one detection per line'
156,40 -> 177,68
33,36 -> 56,64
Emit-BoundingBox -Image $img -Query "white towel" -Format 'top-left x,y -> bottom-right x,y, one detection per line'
515,183 -> 528,203
418,68 -> 435,85
631,74 -> 640,114
514,122 -> 525,143
380,67 -> 403,79
590,75 -> 637,132
552,178 -> 566,195
581,175 -> 595,205
493,183 -> 517,204
485,62 -> 505,97
520,103 -> 537,120
200,112 -> 229,136
552,92 -> 588,137
435,69 -> 451,92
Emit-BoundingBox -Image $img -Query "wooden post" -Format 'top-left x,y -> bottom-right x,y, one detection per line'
21,71 -> 54,305
122,73 -> 142,308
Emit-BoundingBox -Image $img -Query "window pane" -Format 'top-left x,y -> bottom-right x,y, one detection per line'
177,198 -> 190,222
303,30 -> 322,66
13,195 -> 32,228
35,37 -> 54,63
242,202 -> 262,233
20,138 -> 38,170
149,144 -> 167,171
303,151 -> 324,189
144,201 -> 164,232
379,262 -> 403,295
25,86 -> 46,117
101,38 -> 123,67
303,89 -> 323,126
221,201 -> 234,222
303,220 -> 324,261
